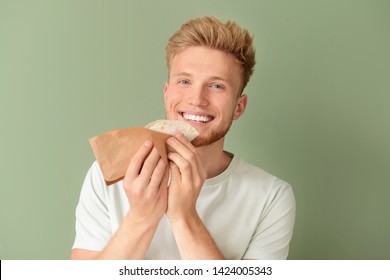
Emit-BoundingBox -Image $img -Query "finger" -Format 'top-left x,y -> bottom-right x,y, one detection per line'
167,136 -> 194,164
167,135 -> 204,182
159,166 -> 170,193
125,140 -> 153,180
176,133 -> 206,180
138,147 -> 162,184
169,161 -> 181,187
148,157 -> 168,190
168,152 -> 192,186
168,133 -> 196,155
177,132 -> 197,150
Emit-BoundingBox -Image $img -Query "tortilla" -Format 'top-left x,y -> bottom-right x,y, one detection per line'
145,119 -> 199,141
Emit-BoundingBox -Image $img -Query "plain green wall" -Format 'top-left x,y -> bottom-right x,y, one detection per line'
1,0 -> 389,259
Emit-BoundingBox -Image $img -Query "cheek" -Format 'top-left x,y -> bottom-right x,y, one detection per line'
166,90 -> 185,106
218,99 -> 238,119
164,94 -> 181,116
164,95 -> 175,107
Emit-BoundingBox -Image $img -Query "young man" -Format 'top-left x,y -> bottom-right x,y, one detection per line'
71,16 -> 295,260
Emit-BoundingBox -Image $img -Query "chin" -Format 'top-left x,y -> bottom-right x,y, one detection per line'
191,129 -> 228,147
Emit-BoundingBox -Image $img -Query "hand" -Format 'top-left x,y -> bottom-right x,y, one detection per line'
122,141 -> 169,223
166,133 -> 207,221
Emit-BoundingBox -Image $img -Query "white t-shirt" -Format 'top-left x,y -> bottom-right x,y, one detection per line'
73,154 -> 296,259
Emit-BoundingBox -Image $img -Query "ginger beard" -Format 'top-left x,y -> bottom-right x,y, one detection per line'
190,117 -> 234,147
191,128 -> 230,147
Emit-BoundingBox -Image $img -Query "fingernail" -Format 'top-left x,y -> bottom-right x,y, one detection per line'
144,140 -> 152,147
167,137 -> 175,144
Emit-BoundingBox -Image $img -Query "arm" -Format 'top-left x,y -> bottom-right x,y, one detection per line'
71,141 -> 169,259
166,134 -> 224,259
71,211 -> 161,259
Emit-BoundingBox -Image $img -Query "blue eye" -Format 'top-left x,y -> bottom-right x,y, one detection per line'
211,84 -> 223,89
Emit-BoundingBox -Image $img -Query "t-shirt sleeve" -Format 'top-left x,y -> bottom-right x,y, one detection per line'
72,161 -> 113,251
243,182 -> 296,260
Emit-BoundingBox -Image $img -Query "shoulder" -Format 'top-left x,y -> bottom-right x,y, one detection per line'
79,161 -> 109,201
230,157 -> 295,209
233,157 -> 292,191
82,160 -> 126,195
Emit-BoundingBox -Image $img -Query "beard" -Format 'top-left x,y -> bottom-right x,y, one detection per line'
164,106 -> 236,147
191,118 -> 234,147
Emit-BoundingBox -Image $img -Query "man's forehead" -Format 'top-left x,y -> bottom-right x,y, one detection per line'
170,56 -> 239,75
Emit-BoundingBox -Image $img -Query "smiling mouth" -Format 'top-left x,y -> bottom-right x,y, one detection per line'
181,112 -> 214,123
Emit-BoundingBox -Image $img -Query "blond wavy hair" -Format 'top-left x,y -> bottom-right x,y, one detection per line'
166,16 -> 256,92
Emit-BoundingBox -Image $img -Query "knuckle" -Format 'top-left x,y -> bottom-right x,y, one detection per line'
189,149 -> 199,159
142,158 -> 153,170
187,153 -> 196,162
129,154 -> 140,165
154,165 -> 166,177
182,161 -> 191,171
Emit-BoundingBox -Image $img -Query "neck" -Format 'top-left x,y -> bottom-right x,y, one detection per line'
196,138 -> 232,179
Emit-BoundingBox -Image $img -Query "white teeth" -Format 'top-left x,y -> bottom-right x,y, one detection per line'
183,113 -> 212,123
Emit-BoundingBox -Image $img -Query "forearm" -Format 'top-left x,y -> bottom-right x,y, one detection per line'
171,213 -> 224,260
97,211 -> 160,260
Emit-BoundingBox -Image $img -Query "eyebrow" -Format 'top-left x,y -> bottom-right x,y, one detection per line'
171,71 -> 192,78
172,71 -> 231,85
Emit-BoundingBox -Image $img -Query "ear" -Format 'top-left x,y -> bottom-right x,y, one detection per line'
163,81 -> 169,102
233,94 -> 248,120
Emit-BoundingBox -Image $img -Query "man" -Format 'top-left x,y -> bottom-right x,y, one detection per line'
71,16 -> 295,260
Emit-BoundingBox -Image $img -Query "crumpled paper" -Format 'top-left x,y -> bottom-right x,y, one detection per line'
89,127 -> 171,186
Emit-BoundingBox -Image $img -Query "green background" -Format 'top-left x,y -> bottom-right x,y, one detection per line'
1,0 -> 389,259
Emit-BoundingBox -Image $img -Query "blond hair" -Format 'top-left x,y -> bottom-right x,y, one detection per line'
166,16 -> 256,92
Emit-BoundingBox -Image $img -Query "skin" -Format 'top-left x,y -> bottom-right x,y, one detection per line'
71,46 -> 248,260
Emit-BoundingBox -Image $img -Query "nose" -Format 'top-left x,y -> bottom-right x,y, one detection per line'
189,85 -> 209,107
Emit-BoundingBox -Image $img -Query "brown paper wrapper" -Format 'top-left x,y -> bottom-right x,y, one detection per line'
89,127 -> 171,186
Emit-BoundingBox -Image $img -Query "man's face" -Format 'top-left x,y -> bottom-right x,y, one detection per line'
164,46 -> 247,147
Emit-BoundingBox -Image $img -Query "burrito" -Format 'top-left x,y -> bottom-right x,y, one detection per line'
89,120 -> 199,186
